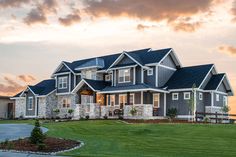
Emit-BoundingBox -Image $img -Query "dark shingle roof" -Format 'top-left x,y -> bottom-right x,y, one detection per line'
57,48 -> 172,73
83,79 -> 111,91
101,83 -> 167,92
163,64 -> 214,89
29,79 -> 56,95
204,74 -> 225,90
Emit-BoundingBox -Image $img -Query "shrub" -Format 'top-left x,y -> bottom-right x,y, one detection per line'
118,115 -> 124,120
68,109 -> 74,119
85,115 -> 90,120
203,116 -> 210,123
37,143 -> 46,151
103,115 -> 108,119
80,116 -> 85,120
167,108 -> 177,121
30,119 -> 45,144
130,107 -> 137,116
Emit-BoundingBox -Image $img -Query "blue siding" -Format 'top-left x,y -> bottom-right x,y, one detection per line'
217,82 -> 227,93
144,66 -> 156,87
196,91 -> 204,112
135,66 -> 142,84
158,66 -> 175,87
57,74 -> 70,93
56,64 -> 70,73
116,55 -> 135,66
160,54 -> 176,68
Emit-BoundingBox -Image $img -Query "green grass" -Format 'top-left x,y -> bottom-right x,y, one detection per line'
2,120 -> 236,157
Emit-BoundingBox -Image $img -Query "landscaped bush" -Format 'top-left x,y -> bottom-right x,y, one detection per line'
130,107 -> 137,116
30,119 -> 45,145
68,109 -> 74,119
85,115 -> 90,120
166,108 -> 177,121
103,115 -> 108,119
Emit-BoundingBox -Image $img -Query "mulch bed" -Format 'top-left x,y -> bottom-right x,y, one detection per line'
0,137 -> 80,153
124,119 -> 203,124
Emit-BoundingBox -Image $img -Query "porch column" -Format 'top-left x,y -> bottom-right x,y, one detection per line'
164,93 -> 166,117
104,94 -> 107,106
141,91 -> 143,105
93,92 -> 96,103
127,92 -> 130,105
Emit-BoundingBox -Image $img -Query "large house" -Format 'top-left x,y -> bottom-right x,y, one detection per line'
11,48 -> 234,120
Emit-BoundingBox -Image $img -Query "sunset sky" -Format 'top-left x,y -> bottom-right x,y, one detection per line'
0,0 -> 236,112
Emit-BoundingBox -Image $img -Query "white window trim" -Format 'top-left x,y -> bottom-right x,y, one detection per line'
223,96 -> 228,106
199,92 -> 203,100
184,92 -> 191,100
118,68 -> 131,83
28,97 -> 33,110
216,94 -> 220,102
172,93 -> 179,100
153,93 -> 160,108
58,76 -> 68,89
147,68 -> 153,76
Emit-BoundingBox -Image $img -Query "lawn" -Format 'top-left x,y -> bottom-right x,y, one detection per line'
1,120 -> 236,157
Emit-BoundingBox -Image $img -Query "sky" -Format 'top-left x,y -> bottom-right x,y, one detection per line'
0,0 -> 236,112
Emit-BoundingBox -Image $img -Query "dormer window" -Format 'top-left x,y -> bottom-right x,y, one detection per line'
147,68 -> 153,76
118,68 -> 130,83
58,76 -> 68,89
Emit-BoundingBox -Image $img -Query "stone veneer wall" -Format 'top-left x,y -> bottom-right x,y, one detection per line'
57,94 -> 78,118
124,104 -> 153,119
15,98 -> 26,118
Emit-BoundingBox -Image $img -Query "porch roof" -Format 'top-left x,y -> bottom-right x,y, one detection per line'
99,84 -> 168,93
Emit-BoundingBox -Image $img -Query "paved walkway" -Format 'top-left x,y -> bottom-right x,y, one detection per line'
0,124 -> 62,157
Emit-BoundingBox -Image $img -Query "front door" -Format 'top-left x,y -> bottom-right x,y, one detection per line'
81,95 -> 93,113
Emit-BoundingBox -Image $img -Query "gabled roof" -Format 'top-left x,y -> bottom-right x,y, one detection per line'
72,79 -> 111,92
12,79 -> 56,98
204,74 -> 225,90
163,64 -> 214,90
53,48 -> 173,75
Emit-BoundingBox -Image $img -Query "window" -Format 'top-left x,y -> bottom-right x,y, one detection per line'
110,95 -> 115,106
223,96 -> 228,106
184,92 -> 191,100
119,94 -> 127,106
153,94 -> 160,108
172,93 -> 179,100
58,76 -> 68,89
199,92 -> 203,100
147,68 -> 153,76
28,97 -> 33,110
62,98 -> 71,108
118,69 -> 130,83
130,94 -> 134,105
216,94 -> 220,101
105,74 -> 111,81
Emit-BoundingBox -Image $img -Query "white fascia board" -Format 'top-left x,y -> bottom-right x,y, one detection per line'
51,61 -> 74,77
215,74 -> 226,91
169,49 -> 182,67
107,52 -> 125,70
169,88 -> 193,92
198,64 -> 214,89
98,88 -> 169,94
204,90 -> 228,95
75,66 -> 100,71
36,89 -> 56,98
224,74 -> 234,96
72,79 -> 97,93
108,65 -> 137,71
53,72 -> 70,76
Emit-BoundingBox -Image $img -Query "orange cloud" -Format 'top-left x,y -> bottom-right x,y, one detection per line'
231,0 -> 236,22
0,0 -> 30,8
218,45 -> 236,56
84,0 -> 216,32
18,75 -> 36,82
24,0 -> 58,25
172,22 -> 202,32
58,9 -> 81,26
136,24 -> 157,31
0,74 -> 37,96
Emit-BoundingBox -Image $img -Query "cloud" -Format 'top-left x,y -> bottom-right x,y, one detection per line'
18,75 -> 36,82
0,74 -> 37,96
23,0 -> 58,25
84,0 -> 215,31
218,45 -> 236,56
172,22 -> 202,32
0,0 -> 30,8
231,0 -> 236,22
136,24 -> 156,31
58,9 -> 81,26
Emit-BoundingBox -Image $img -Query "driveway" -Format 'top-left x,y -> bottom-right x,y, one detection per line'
0,124 -> 48,142
0,124 -> 62,157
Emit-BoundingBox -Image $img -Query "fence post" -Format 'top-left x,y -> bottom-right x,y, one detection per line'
215,112 -> 218,124
195,111 -> 198,122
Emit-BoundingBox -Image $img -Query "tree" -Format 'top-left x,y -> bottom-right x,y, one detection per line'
187,84 -> 196,122
220,105 -> 230,123
30,119 -> 45,144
